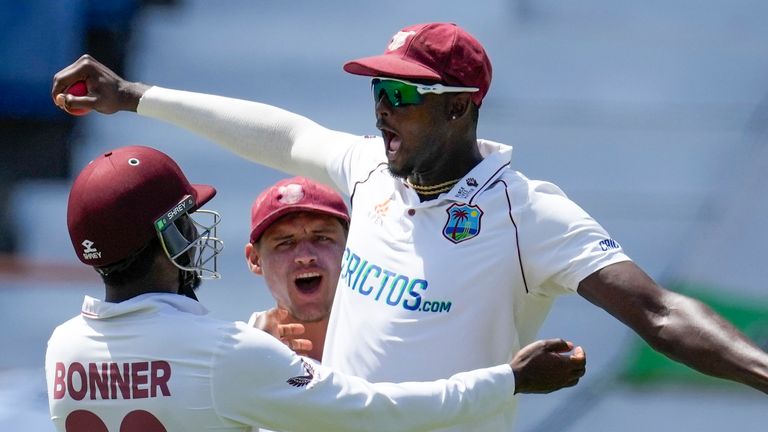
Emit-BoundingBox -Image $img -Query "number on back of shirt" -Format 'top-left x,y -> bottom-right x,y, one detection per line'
65,410 -> 167,431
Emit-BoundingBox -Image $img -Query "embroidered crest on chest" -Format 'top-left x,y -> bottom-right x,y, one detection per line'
443,203 -> 484,243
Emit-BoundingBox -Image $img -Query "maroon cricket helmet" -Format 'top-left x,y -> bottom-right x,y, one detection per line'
67,145 -> 216,268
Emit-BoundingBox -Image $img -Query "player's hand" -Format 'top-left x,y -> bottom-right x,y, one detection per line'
51,54 -> 150,115
509,338 -> 586,394
251,308 -> 313,356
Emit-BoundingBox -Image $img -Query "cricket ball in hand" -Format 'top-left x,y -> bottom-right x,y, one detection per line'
65,81 -> 91,116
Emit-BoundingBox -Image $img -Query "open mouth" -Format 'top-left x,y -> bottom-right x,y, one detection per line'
294,272 -> 322,294
382,130 -> 402,157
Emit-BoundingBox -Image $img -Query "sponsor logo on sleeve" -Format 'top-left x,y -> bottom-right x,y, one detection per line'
286,360 -> 315,388
599,239 -> 621,251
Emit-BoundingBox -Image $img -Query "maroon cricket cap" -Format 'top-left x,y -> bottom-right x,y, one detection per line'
67,145 -> 216,268
249,176 -> 349,244
343,22 -> 492,106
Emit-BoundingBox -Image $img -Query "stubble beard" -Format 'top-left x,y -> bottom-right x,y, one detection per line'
387,160 -> 413,180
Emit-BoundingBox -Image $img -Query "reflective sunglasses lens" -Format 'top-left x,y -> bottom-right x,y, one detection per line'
372,79 -> 423,107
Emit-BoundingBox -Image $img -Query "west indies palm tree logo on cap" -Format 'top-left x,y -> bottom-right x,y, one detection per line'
387,31 -> 416,51
443,203 -> 483,243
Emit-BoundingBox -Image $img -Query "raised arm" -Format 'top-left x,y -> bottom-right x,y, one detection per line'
578,260 -> 768,393
51,55 -> 355,186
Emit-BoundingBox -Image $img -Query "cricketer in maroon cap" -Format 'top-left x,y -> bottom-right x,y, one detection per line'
66,145 -> 223,301
244,177 -> 349,362
343,22 -> 492,108
53,21 -> 768,430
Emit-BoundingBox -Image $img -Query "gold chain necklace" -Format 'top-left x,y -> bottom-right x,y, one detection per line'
406,177 -> 462,195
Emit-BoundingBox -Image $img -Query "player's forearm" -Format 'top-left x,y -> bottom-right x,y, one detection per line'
136,86 -> 338,182
378,364 -> 517,428
292,364 -> 517,431
580,262 -> 768,394
642,291 -> 768,393
217,327 -> 517,431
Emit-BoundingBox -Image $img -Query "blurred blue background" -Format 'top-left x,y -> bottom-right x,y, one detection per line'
1,0 -> 766,430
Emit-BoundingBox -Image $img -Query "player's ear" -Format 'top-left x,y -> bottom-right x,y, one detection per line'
447,93 -> 471,121
244,243 -> 264,275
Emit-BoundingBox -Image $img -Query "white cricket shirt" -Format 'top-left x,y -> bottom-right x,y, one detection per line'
137,87 -> 631,431
322,138 -> 630,431
45,293 -> 518,431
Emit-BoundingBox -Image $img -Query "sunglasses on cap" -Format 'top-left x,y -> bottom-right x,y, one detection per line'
371,78 -> 479,107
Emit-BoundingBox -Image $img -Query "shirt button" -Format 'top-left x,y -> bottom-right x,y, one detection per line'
407,209 -> 416,216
